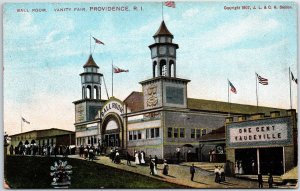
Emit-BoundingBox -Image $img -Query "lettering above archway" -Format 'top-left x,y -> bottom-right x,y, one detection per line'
99,97 -> 124,119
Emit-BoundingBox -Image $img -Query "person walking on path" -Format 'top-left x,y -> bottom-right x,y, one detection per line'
134,151 -> 140,165
268,173 -> 273,188
214,166 -> 220,183
154,155 -> 158,169
190,163 -> 196,181
126,151 -> 131,166
220,165 -> 225,182
150,159 -> 155,175
162,160 -> 169,175
258,173 -> 263,188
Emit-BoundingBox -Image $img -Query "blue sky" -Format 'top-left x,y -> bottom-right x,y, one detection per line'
3,2 -> 298,135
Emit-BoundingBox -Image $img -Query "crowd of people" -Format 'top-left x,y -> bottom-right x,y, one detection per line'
9,144 -> 74,157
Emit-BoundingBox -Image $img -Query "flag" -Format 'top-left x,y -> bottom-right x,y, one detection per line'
256,73 -> 268,85
228,80 -> 237,94
164,1 -> 175,8
22,117 -> 30,124
113,67 -> 129,73
93,37 -> 105,45
291,71 -> 298,84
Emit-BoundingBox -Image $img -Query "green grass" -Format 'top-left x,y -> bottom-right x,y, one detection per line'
5,156 -> 187,189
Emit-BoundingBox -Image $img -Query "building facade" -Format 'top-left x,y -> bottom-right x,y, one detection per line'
73,21 -> 297,167
9,128 -> 75,148
225,110 -> 297,175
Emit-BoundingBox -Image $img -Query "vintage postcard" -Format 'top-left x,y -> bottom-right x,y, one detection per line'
3,1 -> 298,189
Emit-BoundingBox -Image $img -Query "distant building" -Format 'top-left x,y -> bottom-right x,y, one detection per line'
9,128 -> 75,148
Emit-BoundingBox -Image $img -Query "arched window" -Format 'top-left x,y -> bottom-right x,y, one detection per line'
169,60 -> 175,77
94,86 -> 99,99
153,61 -> 157,77
86,85 -> 91,99
82,87 -> 85,99
160,60 -> 167,76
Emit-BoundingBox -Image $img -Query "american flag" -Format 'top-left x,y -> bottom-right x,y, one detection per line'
113,67 -> 129,73
291,71 -> 298,84
164,1 -> 175,8
256,73 -> 268,85
93,37 -> 105,45
22,117 -> 30,124
228,80 -> 237,94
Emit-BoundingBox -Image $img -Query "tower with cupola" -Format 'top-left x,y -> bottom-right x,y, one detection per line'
73,55 -> 105,124
140,21 -> 190,110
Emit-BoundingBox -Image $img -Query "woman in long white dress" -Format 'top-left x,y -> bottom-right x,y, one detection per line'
238,161 -> 244,174
134,151 -> 140,165
153,160 -> 157,175
140,151 -> 145,164
235,161 -> 239,174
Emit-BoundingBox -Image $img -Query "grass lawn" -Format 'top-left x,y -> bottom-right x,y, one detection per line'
5,156 -> 187,189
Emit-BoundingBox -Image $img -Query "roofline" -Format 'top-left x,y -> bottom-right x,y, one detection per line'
139,76 -> 190,84
148,43 -> 179,49
123,91 -> 143,103
198,138 -> 226,142
9,128 -> 75,137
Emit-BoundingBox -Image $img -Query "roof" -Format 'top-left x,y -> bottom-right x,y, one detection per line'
9,128 -> 75,137
83,54 -> 99,68
198,126 -> 225,142
123,92 -> 287,116
124,91 -> 144,112
187,98 -> 287,115
153,20 -> 173,37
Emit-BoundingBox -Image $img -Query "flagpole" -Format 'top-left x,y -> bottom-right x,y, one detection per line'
112,60 -> 114,97
102,76 -> 110,99
289,67 -> 292,109
227,79 -> 230,116
255,72 -> 259,113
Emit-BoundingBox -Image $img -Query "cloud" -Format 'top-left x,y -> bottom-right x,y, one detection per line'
182,8 -> 199,18
200,15 -> 280,50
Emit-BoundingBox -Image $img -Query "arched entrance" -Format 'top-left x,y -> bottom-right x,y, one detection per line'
101,113 -> 123,150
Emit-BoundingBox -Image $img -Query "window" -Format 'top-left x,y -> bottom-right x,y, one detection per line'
191,129 -> 195,138
151,128 -> 155,138
202,129 -> 207,136
196,129 -> 201,139
138,130 -> 142,139
168,128 -> 172,138
155,128 -> 160,138
174,128 -> 178,138
133,131 -> 137,140
146,129 -> 149,139
180,128 -> 185,138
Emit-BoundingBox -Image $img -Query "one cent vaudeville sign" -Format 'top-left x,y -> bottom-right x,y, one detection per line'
227,117 -> 292,147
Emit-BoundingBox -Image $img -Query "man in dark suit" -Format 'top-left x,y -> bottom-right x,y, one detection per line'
190,164 -> 196,181
258,173 -> 263,188
150,159 -> 155,175
126,151 -> 131,166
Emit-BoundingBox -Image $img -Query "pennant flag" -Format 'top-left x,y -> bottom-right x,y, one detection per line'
22,117 -> 30,124
228,80 -> 237,94
256,73 -> 268,85
291,71 -> 298,84
113,67 -> 129,73
165,1 -> 175,8
93,37 -> 105,45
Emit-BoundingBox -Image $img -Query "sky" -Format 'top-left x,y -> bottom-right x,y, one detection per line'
3,1 -> 298,135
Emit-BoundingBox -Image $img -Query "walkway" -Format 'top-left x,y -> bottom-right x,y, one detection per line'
69,155 -> 269,189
